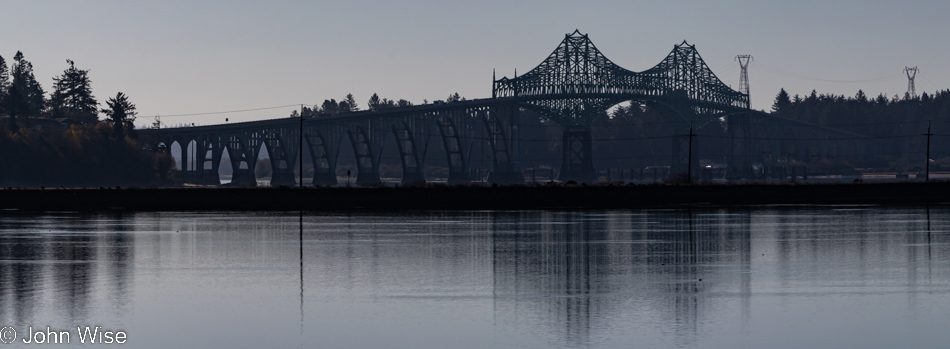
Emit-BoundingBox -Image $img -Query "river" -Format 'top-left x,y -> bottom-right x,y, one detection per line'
0,206 -> 948,348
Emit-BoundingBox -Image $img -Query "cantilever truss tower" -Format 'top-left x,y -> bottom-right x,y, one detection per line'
494,30 -> 750,182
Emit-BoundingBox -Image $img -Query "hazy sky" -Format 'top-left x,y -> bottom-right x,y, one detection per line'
2,0 -> 948,127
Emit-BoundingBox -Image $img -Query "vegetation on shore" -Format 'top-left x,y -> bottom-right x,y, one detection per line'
0,51 -> 169,187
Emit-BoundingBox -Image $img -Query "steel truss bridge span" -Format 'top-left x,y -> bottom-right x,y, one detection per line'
492,30 -> 754,181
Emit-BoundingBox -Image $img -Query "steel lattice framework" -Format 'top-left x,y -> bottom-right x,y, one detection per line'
493,30 -> 749,127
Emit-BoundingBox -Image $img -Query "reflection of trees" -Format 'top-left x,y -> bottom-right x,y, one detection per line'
0,229 -> 44,322
53,231 -> 96,321
491,210 -> 753,346
768,206 -> 947,301
0,212 -> 135,325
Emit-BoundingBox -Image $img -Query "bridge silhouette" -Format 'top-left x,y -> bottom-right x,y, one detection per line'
140,31 -> 869,186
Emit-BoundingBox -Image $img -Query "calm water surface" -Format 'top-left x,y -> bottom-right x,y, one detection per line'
1,207 -> 949,348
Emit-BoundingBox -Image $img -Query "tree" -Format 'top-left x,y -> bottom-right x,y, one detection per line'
319,99 -> 339,114
338,100 -> 351,112
0,55 -> 9,111
50,59 -> 98,123
10,51 -> 45,117
101,92 -> 137,137
854,89 -> 868,104
344,93 -> 358,112
367,93 -> 381,110
771,88 -> 791,115
2,84 -> 25,132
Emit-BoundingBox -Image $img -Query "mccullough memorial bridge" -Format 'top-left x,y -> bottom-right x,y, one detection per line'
139,31 -> 871,186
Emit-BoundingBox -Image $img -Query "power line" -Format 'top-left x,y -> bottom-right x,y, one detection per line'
146,104 -> 302,118
752,62 -> 904,83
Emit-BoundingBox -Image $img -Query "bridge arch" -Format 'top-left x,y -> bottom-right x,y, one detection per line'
223,134 -> 256,186
304,128 -> 338,186
258,130 -> 296,186
345,124 -> 382,186
391,120 -> 425,185
435,114 -> 469,184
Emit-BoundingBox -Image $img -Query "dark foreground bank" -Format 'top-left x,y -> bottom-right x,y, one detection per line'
1,182 -> 950,211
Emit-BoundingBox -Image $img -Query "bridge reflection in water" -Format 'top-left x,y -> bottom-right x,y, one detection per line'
0,208 -> 948,347
488,210 -> 752,347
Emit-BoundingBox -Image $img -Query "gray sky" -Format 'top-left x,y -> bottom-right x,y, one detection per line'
2,0 -> 947,127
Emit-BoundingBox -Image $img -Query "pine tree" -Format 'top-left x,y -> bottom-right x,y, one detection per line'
771,88 -> 791,115
367,93 -> 381,110
50,59 -> 98,123
101,92 -> 136,138
0,55 -> 9,110
2,84 -> 24,132
344,93 -> 358,112
11,51 -> 45,117
447,92 -> 461,102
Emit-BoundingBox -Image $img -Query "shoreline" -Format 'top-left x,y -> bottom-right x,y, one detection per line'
1,181 -> 949,211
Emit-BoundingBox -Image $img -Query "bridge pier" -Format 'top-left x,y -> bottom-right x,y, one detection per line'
193,136 -> 220,185
558,127 -> 596,183
230,170 -> 257,186
304,129 -> 339,187
436,116 -> 470,185
483,108 -> 523,185
392,121 -> 426,186
347,126 -> 382,186
270,170 -> 296,187
727,113 -> 753,180
312,171 -> 337,186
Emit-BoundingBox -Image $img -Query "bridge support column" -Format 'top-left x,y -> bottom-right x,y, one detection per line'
179,139 -> 194,184
392,121 -> 425,186
347,126 -> 382,186
270,170 -> 296,186
230,170 -> 256,186
305,130 -> 338,186
224,135 -> 256,186
483,108 -> 523,185
436,116 -> 470,185
198,137 -> 221,185
558,126 -> 595,183
727,113 -> 752,180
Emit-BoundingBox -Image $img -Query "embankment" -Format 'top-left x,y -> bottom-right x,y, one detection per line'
1,182 -> 949,211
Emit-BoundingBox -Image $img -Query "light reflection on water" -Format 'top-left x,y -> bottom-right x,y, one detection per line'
0,207 -> 948,348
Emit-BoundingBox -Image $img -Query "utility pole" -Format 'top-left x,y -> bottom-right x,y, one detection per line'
905,66 -> 919,99
299,104 -> 304,188
687,122 -> 694,184
925,121 -> 932,182
736,55 -> 753,107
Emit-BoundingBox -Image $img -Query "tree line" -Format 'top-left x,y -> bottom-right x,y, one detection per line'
289,92 -> 465,118
771,88 -> 950,170
0,51 -> 168,187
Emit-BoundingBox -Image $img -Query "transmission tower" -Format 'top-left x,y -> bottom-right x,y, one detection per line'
736,55 -> 753,104
904,66 -> 918,99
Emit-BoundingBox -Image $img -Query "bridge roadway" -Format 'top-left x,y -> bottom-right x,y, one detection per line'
138,97 -> 524,187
